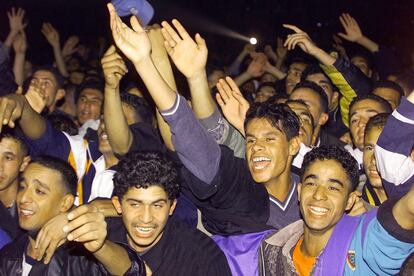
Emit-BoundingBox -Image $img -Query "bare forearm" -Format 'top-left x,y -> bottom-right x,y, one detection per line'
104,87 -> 133,155
234,71 -> 252,86
52,45 -> 69,77
19,95 -> 47,139
188,70 -> 215,119
133,57 -> 177,111
90,199 -> 119,217
13,53 -> 25,86
156,109 -> 174,151
93,240 -> 131,275
4,33 -> 15,49
392,187 -> 414,230
266,65 -> 286,80
312,48 -> 336,66
356,35 -> 379,53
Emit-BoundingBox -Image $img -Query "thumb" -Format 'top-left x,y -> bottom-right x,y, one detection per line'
337,32 -> 348,40
195,33 -> 206,48
130,16 -> 144,32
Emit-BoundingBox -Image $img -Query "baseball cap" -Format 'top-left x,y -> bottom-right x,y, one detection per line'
111,0 -> 154,26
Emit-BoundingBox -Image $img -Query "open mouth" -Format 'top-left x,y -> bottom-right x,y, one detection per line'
308,205 -> 329,216
19,208 -> 35,218
134,226 -> 156,238
251,156 -> 271,170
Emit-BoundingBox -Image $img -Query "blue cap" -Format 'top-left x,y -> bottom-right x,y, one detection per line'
111,0 -> 154,26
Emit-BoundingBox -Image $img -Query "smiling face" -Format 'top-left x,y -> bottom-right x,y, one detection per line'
363,127 -> 383,188
245,118 -> 298,185
349,99 -> 387,151
76,88 -> 103,125
112,186 -> 176,253
17,163 -> 73,232
298,159 -> 355,234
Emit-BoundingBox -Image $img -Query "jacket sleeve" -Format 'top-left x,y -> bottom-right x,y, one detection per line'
0,43 -> 17,96
320,54 -> 372,127
374,97 -> 414,197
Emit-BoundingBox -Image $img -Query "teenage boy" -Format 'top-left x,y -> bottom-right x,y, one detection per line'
260,146 -> 414,275
0,156 -> 139,275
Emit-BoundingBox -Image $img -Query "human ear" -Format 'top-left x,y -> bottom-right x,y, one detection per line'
169,199 -> 177,216
60,194 -> 75,212
19,155 -> 31,172
288,136 -> 301,156
111,196 -> 123,215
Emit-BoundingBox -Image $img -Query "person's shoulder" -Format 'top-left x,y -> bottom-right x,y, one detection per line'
0,234 -> 26,258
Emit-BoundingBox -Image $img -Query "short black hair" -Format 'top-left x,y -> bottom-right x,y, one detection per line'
292,80 -> 329,113
301,146 -> 359,191
244,101 -> 300,141
349,51 -> 373,70
120,92 -> 154,125
75,79 -> 104,103
285,99 -> 315,127
349,94 -> 393,119
113,151 -> 180,200
29,156 -> 78,196
301,64 -> 336,90
33,65 -> 65,89
372,80 -> 404,100
0,127 -> 29,157
365,113 -> 390,136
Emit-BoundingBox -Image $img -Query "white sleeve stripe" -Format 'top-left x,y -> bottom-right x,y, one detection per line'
160,95 -> 181,116
393,110 -> 414,125
375,145 -> 414,186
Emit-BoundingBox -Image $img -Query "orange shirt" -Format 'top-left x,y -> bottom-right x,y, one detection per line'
292,237 -> 317,276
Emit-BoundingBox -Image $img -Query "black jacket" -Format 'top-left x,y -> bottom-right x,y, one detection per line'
0,235 -> 108,276
0,202 -> 24,241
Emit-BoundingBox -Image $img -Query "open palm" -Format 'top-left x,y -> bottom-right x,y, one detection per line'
161,19 -> 207,79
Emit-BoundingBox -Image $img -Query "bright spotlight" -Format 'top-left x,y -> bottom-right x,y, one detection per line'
249,37 -> 257,45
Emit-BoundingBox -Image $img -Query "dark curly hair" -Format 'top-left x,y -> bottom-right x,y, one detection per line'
301,146 -> 359,191
113,151 -> 180,200
291,80 -> 329,113
244,101 -> 300,141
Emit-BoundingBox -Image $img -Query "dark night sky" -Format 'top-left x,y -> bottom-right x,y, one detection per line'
1,0 -> 414,65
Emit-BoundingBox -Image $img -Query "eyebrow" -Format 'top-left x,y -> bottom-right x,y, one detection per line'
304,174 -> 344,188
246,130 -> 281,138
350,109 -> 379,119
125,198 -> 168,204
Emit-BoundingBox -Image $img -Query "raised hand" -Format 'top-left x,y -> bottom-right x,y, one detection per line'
41,23 -> 60,48
107,3 -> 151,65
62,36 -> 80,58
216,77 -> 250,135
12,30 -> 27,54
64,204 -> 107,253
276,37 -> 288,60
101,45 -> 128,90
0,94 -> 26,131
338,13 -> 363,43
8,7 -> 27,37
247,52 -> 267,77
161,19 -> 208,79
24,78 -> 47,113
283,24 -> 319,56
264,45 -> 278,62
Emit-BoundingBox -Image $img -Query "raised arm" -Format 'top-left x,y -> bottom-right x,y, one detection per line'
338,13 -> 379,53
12,30 -> 27,86
107,4 -> 220,184
227,43 -> 255,76
234,52 -> 267,86
4,7 -> 27,49
41,23 -> 69,77
161,19 -> 215,119
101,46 -> 131,155
375,92 -> 414,197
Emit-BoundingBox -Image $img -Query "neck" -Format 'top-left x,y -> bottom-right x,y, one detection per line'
373,186 -> 388,203
103,153 -> 119,169
265,166 -> 292,202
26,237 -> 37,259
0,180 -> 18,208
301,225 -> 335,257
311,126 -> 322,146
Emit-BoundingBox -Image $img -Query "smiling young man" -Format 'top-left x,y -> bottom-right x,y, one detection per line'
106,151 -> 231,275
260,146 -> 414,275
0,156 -> 138,275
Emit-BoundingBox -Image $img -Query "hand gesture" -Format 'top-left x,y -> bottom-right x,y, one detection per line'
332,34 -> 347,57
8,7 -> 27,37
161,19 -> 208,79
247,52 -> 267,77
338,13 -> 363,43
101,45 -> 128,90
243,43 -> 256,55
41,23 -> 60,48
216,77 -> 250,135
34,213 -> 68,263
0,94 -> 26,131
64,205 -> 107,253
62,36 -> 80,58
264,45 -> 278,61
107,3 -> 151,65
276,37 -> 288,60
24,78 -> 47,113
12,31 -> 27,54
283,24 -> 319,56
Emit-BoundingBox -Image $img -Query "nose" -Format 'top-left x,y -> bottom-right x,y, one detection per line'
252,139 -> 266,152
139,205 -> 153,224
19,187 -> 33,204
312,185 -> 327,201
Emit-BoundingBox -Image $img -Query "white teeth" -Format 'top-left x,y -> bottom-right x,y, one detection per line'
21,210 -> 34,215
253,157 -> 271,162
309,206 -> 328,215
136,227 -> 153,233
101,134 -> 108,140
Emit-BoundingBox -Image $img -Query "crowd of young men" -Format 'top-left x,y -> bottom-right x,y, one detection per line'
0,2 -> 413,275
